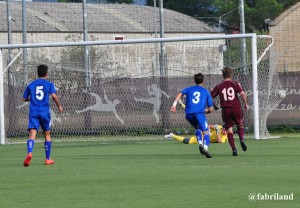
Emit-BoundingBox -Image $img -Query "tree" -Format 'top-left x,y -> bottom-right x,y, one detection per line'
146,0 -> 199,16
277,0 -> 299,9
245,0 -> 282,31
213,0 -> 283,32
146,0 -> 296,32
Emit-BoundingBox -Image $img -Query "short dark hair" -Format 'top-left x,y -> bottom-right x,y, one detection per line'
222,67 -> 232,79
194,73 -> 204,84
37,64 -> 48,77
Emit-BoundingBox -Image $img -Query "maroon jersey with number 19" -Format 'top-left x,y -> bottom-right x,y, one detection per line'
210,80 -> 244,108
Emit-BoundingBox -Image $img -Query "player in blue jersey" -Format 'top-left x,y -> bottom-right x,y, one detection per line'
171,73 -> 214,158
22,64 -> 63,167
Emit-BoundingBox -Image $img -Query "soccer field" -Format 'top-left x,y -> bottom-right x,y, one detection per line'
0,135 -> 299,208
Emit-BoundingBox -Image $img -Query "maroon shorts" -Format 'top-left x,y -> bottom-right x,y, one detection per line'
222,107 -> 244,129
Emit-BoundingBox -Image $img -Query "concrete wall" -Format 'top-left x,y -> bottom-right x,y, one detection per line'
0,32 -> 225,83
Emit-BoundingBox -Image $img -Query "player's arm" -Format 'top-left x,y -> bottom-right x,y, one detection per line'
171,92 -> 183,112
22,98 -> 30,102
240,91 -> 249,111
22,87 -> 30,102
211,124 -> 222,143
178,99 -> 185,108
216,126 -> 222,143
205,93 -> 214,114
51,93 -> 63,113
204,106 -> 213,114
212,100 -> 220,110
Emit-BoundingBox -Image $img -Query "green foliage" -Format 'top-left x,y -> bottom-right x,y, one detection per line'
245,0 -> 283,31
146,0 -> 292,32
146,0 -> 198,16
213,0 -> 283,32
278,0 -> 299,9
268,125 -> 300,133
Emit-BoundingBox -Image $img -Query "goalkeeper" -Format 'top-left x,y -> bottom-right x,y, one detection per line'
164,124 -> 228,144
173,99 -> 227,144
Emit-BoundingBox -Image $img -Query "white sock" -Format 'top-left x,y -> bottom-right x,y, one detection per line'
204,145 -> 208,150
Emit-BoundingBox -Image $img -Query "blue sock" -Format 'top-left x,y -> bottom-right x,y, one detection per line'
44,141 -> 52,160
27,139 -> 35,154
195,129 -> 203,145
204,133 -> 210,147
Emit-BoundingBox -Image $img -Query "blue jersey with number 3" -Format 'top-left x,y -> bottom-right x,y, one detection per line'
181,85 -> 213,115
23,78 -> 56,114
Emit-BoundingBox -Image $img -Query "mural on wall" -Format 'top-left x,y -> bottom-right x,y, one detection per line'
16,102 -> 69,127
134,84 -> 170,123
76,89 -> 124,125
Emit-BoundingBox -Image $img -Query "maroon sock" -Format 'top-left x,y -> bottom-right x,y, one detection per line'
237,128 -> 244,142
227,133 -> 236,150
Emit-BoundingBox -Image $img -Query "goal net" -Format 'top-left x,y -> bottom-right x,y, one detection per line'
0,34 -> 284,144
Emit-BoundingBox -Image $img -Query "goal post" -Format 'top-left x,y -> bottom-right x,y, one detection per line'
251,34 -> 259,140
0,50 -> 5,144
0,34 -> 282,144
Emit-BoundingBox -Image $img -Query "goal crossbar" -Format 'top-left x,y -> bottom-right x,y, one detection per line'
0,34 -> 256,49
0,33 -> 259,144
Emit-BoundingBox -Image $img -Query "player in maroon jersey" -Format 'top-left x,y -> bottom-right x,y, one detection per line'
210,67 -> 249,156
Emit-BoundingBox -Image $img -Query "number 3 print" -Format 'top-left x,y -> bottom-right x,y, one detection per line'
192,91 -> 201,104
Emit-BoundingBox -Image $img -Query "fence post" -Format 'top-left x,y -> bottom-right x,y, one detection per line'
0,50 -> 6,144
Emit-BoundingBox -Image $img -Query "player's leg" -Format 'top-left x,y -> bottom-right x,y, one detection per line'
24,128 -> 37,167
41,113 -> 55,165
185,114 -> 205,155
233,109 -> 247,151
198,131 -> 212,158
172,134 -> 186,143
185,114 -> 200,142
27,129 -> 37,153
187,136 -> 198,144
202,131 -> 210,149
222,109 -> 237,156
24,113 -> 39,167
197,115 -> 211,149
226,127 -> 238,156
44,131 -> 54,165
195,129 -> 203,145
196,114 -> 212,158
164,132 -> 196,144
164,132 -> 184,142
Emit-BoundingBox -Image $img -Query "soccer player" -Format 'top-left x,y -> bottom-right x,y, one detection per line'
210,66 -> 249,156
164,124 -> 228,144
22,64 -> 63,167
171,73 -> 214,158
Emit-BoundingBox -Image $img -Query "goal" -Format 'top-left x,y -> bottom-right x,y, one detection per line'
0,34 -> 284,144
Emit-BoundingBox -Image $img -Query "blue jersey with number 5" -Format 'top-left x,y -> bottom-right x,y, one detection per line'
23,78 -> 56,114
181,86 -> 213,115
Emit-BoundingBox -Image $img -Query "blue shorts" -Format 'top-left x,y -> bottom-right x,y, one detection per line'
186,113 -> 209,131
28,111 -> 51,131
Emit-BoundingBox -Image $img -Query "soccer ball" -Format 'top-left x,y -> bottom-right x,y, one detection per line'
278,90 -> 286,99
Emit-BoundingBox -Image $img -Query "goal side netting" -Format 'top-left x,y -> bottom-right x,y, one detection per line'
0,35 -> 284,144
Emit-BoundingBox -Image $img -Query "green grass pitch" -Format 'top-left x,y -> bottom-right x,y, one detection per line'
0,135 -> 299,208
